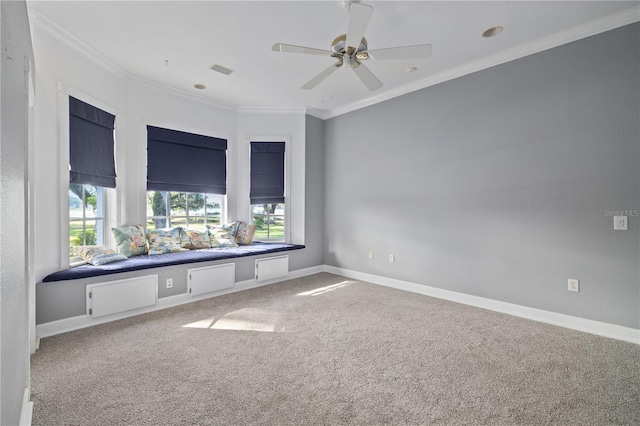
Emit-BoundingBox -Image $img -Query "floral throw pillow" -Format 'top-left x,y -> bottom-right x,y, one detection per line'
181,229 -> 212,250
111,225 -> 147,257
235,222 -> 257,245
208,222 -> 239,247
73,245 -> 127,266
147,227 -> 187,255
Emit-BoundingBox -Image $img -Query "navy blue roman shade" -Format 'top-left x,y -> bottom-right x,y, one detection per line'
147,126 -> 227,194
250,142 -> 285,204
69,96 -> 116,188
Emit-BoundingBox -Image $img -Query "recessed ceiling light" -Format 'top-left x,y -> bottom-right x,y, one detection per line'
194,84 -> 206,90
483,26 -> 503,38
407,67 -> 418,73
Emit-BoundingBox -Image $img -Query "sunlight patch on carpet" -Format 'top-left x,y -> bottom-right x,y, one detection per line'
210,318 -> 275,332
182,308 -> 283,332
296,280 -> 353,296
182,317 -> 216,329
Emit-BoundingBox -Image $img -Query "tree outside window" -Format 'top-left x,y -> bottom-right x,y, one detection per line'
147,191 -> 221,231
252,203 -> 285,240
69,183 -> 104,255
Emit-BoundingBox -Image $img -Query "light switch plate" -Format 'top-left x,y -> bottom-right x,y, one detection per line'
613,216 -> 628,230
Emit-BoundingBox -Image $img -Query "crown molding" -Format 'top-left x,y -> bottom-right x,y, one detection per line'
127,74 -> 239,112
323,6 -> 640,120
236,106 -> 328,120
305,107 -> 328,120
238,106 -> 308,115
28,9 -> 129,80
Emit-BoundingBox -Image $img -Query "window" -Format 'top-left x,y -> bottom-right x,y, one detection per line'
68,96 -> 115,257
146,126 -> 227,232
250,142 -> 285,241
69,184 -> 104,255
146,191 -> 222,231
251,203 -> 285,240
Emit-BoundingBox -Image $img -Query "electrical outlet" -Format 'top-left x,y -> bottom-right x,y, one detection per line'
368,251 -> 374,260
568,279 -> 579,292
613,216 -> 628,230
166,278 -> 173,289
389,254 -> 395,263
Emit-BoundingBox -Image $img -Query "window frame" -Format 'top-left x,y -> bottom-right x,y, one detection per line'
68,184 -> 106,265
247,138 -> 289,243
59,86 -> 119,268
251,202 -> 285,242
145,191 -> 226,232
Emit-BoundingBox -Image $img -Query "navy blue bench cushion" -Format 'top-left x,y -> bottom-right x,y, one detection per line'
43,243 -> 305,282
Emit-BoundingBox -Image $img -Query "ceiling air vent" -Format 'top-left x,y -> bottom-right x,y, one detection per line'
210,64 -> 234,75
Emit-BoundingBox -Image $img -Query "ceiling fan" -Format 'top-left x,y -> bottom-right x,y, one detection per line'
272,2 -> 432,91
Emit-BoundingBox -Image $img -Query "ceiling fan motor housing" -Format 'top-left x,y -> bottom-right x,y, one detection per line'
331,34 -> 368,57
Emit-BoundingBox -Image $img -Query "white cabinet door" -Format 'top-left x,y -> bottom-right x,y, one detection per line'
86,275 -> 157,318
255,256 -> 288,281
188,263 -> 235,297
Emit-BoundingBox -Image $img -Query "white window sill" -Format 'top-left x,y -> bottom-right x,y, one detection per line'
69,258 -> 88,268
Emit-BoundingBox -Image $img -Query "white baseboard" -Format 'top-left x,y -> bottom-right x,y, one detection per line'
324,265 -> 640,345
20,387 -> 33,426
235,264 -> 325,291
36,265 -> 324,340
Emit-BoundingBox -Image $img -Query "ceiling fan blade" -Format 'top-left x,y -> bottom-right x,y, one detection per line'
272,43 -> 333,57
345,3 -> 374,51
353,61 -> 383,91
366,44 -> 433,60
301,62 -> 341,90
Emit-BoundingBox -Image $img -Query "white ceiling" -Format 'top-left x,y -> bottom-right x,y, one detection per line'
27,1 -> 640,118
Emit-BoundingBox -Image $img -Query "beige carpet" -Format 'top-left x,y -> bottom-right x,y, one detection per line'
31,273 -> 640,425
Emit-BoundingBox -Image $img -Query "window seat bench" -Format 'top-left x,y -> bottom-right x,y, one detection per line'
43,242 -> 305,282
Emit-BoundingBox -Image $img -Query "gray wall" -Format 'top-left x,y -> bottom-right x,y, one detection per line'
1,0 -> 33,424
290,115 -> 325,271
324,23 -> 640,329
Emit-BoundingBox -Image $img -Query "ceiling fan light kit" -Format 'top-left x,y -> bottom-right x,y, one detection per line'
272,2 -> 432,92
